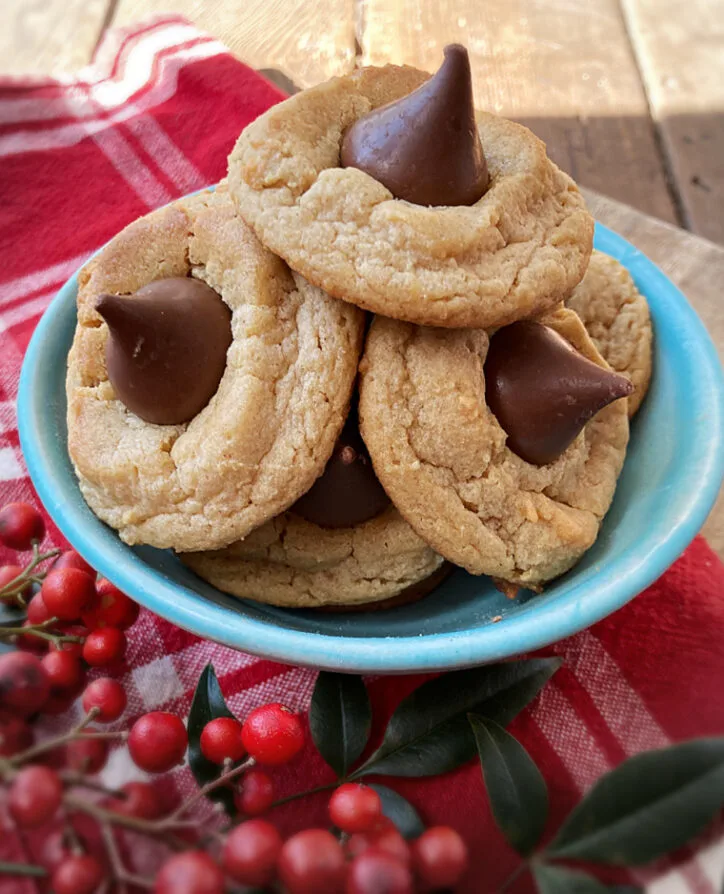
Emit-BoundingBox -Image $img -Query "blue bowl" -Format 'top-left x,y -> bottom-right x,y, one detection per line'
17,223 -> 724,673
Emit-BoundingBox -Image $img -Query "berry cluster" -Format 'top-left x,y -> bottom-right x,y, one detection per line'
0,501 -> 469,891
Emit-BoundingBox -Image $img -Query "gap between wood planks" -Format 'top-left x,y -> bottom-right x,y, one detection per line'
615,0 -> 686,230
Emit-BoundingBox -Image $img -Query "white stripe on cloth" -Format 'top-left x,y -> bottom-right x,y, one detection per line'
0,41 -> 226,158
91,125 -> 173,209
0,22 -> 205,124
1,252 -> 91,304
0,401 -> 16,436
538,633 -> 717,894
0,290 -> 57,331
0,447 -> 24,482
125,115 -> 206,194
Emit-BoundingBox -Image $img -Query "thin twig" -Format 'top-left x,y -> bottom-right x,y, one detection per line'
9,708 -> 107,766
60,772 -> 124,798
0,546 -> 61,604
100,821 -> 154,891
165,756 -> 255,824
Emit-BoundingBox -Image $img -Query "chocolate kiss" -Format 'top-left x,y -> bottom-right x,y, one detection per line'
96,277 -> 232,426
485,321 -> 634,465
341,44 -> 489,206
292,406 -> 390,529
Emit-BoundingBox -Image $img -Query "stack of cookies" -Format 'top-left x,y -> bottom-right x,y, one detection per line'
66,46 -> 653,610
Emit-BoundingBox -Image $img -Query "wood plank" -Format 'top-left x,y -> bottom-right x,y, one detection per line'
619,0 -> 724,246
111,0 -> 356,89
0,0 -> 109,77
360,0 -> 679,225
585,188 -> 724,555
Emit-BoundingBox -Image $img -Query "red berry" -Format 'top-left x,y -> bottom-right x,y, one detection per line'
234,767 -> 274,816
41,650 -> 84,692
0,565 -> 31,599
200,717 -> 245,765
129,712 -> 187,773
52,854 -> 104,894
82,678 -> 127,722
0,713 -> 33,756
53,550 -> 95,578
39,828 -> 74,872
412,827 -> 468,891
154,851 -> 224,894
82,628 -> 126,667
0,503 -> 45,551
66,736 -> 109,773
49,623 -> 88,659
278,829 -> 346,894
346,849 -> 414,894
106,781 -> 164,819
26,593 -> 51,625
82,578 -> 139,630
346,819 -> 411,867
241,702 -> 304,766
330,783 -> 382,833
0,651 -> 49,715
223,818 -> 282,886
42,569 -> 97,621
8,765 -> 62,827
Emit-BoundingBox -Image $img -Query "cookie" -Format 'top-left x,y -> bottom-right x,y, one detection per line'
227,57 -> 593,329
181,508 -> 447,609
358,306 -> 630,587
66,187 -> 365,552
566,251 -> 653,416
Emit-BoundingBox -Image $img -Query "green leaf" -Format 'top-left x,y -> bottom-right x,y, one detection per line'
469,714 -> 548,855
533,864 -> 625,893
310,672 -> 371,778
547,737 -> 724,865
369,784 -> 424,839
352,658 -> 561,779
187,663 -> 238,816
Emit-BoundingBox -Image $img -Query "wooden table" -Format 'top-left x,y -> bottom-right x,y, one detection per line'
2,0 -> 723,553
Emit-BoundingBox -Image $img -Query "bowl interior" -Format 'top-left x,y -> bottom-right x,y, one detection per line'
18,223 -> 724,672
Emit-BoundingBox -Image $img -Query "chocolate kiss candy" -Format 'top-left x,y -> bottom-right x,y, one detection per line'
485,321 -> 634,466
340,44 -> 489,206
96,277 -> 232,426
292,410 -> 390,529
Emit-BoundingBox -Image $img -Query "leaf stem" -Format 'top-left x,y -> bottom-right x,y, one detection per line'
267,782 -> 338,810
499,861 -> 529,892
0,861 -> 47,878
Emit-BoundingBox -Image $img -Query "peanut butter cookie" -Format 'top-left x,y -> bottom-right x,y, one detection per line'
228,54 -> 593,329
358,306 -> 630,587
66,187 -> 365,552
566,251 -> 653,416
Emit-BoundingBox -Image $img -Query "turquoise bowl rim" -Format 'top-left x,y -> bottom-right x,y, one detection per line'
17,222 -> 724,672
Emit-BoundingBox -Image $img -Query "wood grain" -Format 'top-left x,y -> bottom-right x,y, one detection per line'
111,0 -> 356,88
360,0 -> 679,224
620,0 -> 724,245
585,188 -> 724,554
0,0 -> 109,77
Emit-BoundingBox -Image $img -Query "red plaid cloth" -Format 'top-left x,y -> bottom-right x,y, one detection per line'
1,18 -> 723,893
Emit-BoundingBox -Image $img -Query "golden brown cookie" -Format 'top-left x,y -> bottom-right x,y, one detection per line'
66,187 -> 365,552
181,508 -> 446,608
358,306 -> 630,587
227,65 -> 593,329
566,251 -> 653,416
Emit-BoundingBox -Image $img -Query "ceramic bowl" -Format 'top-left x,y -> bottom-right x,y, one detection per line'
17,222 -> 724,673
